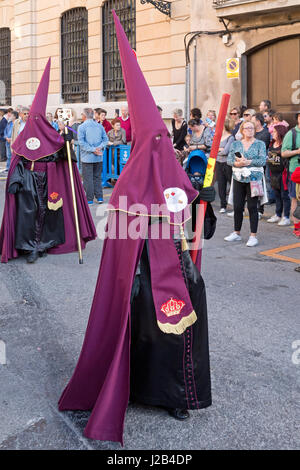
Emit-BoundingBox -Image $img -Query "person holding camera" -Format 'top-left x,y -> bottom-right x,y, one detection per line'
281,111 -> 300,238
224,120 -> 267,247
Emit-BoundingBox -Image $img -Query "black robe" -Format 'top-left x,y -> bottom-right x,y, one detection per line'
8,146 -> 74,256
130,205 -> 215,410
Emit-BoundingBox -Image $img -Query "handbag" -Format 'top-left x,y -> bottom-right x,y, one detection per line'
250,180 -> 264,197
270,173 -> 281,191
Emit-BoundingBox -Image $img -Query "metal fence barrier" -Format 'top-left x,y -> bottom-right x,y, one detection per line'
74,142 -> 131,187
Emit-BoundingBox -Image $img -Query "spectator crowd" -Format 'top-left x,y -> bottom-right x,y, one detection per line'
1,100 -> 299,246
0,105 -> 132,206
170,100 -> 300,245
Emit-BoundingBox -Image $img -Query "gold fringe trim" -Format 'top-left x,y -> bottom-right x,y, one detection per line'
107,208 -> 194,227
157,310 -> 197,335
180,225 -> 189,252
12,144 -> 65,161
106,191 -> 199,227
48,198 -> 63,211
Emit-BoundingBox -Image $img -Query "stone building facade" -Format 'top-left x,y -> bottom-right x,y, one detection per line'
0,0 -> 299,122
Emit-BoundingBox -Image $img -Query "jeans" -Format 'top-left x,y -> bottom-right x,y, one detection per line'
82,162 -> 103,201
0,140 -> 6,161
216,161 -> 232,209
273,177 -> 291,218
5,142 -> 11,170
258,166 -> 275,214
233,179 -> 259,233
265,165 -> 275,202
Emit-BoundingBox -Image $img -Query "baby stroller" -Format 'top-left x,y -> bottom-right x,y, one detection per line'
185,150 -> 208,191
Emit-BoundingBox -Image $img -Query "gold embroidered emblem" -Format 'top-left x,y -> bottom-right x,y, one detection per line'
50,192 -> 59,200
161,298 -> 185,317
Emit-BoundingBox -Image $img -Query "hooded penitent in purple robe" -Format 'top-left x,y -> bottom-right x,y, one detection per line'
0,58 -> 96,263
58,11 -> 214,445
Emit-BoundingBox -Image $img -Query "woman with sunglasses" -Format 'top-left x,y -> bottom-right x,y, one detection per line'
235,109 -> 256,141
229,107 -> 242,138
224,120 -> 267,247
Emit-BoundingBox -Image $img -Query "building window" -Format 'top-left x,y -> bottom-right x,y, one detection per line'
61,8 -> 88,103
102,0 -> 136,101
0,28 -> 11,106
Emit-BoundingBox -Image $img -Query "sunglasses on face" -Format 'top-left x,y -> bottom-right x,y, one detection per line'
243,113 -> 250,117
230,112 -> 238,115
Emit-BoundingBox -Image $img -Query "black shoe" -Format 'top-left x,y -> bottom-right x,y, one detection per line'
27,251 -> 39,263
38,251 -> 47,258
167,408 -> 190,420
295,266 -> 300,273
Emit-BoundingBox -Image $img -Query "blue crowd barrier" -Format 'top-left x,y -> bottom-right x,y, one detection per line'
74,143 -> 131,187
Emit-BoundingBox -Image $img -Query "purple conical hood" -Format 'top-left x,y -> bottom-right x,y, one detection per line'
12,58 -> 64,161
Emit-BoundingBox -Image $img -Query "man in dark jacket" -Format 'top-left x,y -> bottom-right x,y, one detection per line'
0,108 -> 13,161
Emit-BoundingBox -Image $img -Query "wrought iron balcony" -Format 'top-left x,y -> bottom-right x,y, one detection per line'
213,0 -> 261,7
212,0 -> 300,18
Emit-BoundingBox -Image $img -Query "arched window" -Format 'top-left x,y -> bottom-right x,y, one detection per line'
102,0 -> 136,101
0,28 -> 11,105
61,8 -> 88,103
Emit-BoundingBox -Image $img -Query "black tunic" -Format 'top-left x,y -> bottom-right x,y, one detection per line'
8,149 -> 69,255
130,237 -> 212,410
172,119 -> 188,151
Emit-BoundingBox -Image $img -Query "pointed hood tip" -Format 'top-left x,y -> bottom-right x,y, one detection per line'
112,11 -> 167,137
29,57 -> 52,117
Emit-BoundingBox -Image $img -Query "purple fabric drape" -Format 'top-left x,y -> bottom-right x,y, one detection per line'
0,154 -> 97,262
59,212 -> 145,444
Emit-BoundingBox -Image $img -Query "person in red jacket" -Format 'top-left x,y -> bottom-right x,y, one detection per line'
94,108 -> 112,134
118,105 -> 132,143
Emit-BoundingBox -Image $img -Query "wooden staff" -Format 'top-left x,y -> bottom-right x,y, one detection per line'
64,125 -> 83,264
191,93 -> 231,264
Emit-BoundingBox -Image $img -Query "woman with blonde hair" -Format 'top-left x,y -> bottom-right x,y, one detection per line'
216,118 -> 235,213
224,120 -> 267,247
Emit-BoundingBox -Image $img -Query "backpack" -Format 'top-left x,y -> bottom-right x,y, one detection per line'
292,127 -> 297,151
282,127 -> 297,170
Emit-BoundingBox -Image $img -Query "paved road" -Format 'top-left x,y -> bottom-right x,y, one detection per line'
0,171 -> 299,450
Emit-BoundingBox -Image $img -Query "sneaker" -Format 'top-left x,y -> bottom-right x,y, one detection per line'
97,198 -> 104,204
227,211 -> 234,217
258,213 -> 263,220
278,217 -> 290,226
246,236 -> 258,247
87,200 -> 93,205
219,208 -> 226,213
267,215 -> 281,223
224,232 -> 242,242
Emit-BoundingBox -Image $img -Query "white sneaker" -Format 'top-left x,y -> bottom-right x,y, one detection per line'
246,236 -> 258,247
224,232 -> 242,242
258,213 -> 263,220
278,217 -> 290,226
227,211 -> 234,217
267,215 -> 280,223
219,208 -> 226,213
